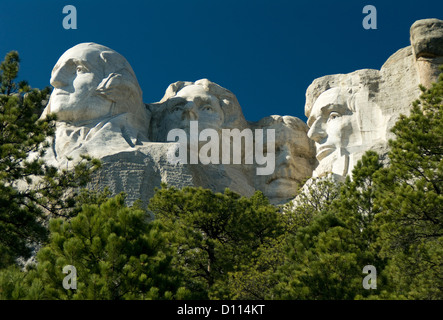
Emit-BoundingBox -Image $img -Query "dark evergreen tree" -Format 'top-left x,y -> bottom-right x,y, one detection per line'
224,176 -> 341,300
148,185 -> 283,299
375,70 -> 443,299
1,50 -> 441,301
0,194 -> 188,300
0,51 -> 100,268
272,153 -> 384,299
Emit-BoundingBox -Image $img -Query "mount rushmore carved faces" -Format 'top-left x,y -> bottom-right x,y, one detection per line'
30,19 -> 443,206
40,43 -> 316,202
41,43 -> 150,163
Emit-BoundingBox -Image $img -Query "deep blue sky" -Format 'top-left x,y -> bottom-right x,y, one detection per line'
1,0 -> 442,122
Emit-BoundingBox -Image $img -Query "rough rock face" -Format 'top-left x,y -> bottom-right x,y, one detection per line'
40,18 -> 443,206
410,18 -> 443,88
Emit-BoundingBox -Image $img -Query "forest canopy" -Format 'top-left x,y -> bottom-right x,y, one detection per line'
0,52 -> 441,300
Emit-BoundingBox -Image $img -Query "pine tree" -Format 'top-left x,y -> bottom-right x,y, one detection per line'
223,176 -> 340,300
375,70 -> 443,299
0,194 -> 185,300
272,152 -> 385,299
148,184 -> 283,299
0,51 -> 100,268
272,70 -> 443,300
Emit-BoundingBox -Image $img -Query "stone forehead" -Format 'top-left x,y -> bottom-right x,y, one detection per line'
158,78 -> 247,129
304,69 -> 380,119
312,87 -> 349,108
56,43 -> 111,64
161,79 -> 239,103
53,42 -> 135,77
176,84 -> 214,97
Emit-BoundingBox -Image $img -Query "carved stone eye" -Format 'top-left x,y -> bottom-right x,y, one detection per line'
171,106 -> 182,113
328,112 -> 341,121
202,105 -> 213,112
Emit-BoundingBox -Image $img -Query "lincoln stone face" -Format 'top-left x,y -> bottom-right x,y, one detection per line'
307,87 -> 361,164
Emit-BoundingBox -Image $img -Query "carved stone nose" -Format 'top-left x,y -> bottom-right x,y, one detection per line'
50,69 -> 68,88
307,120 -> 327,143
182,102 -> 198,121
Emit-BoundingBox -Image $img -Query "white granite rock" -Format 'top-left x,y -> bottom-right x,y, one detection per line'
148,78 -> 248,142
304,69 -> 386,179
41,47 -> 315,205
149,79 -> 316,204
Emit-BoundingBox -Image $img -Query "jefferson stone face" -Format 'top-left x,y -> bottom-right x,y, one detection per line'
162,84 -> 225,135
150,79 -> 247,142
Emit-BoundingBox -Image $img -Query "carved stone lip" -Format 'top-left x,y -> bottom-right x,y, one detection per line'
267,174 -> 299,185
316,145 -> 336,161
54,90 -> 69,96
270,177 -> 298,183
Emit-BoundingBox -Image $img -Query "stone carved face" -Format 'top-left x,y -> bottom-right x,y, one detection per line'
307,87 -> 360,163
255,116 -> 315,202
163,84 -> 224,134
44,43 -> 149,136
49,44 -> 114,122
151,79 -> 247,142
